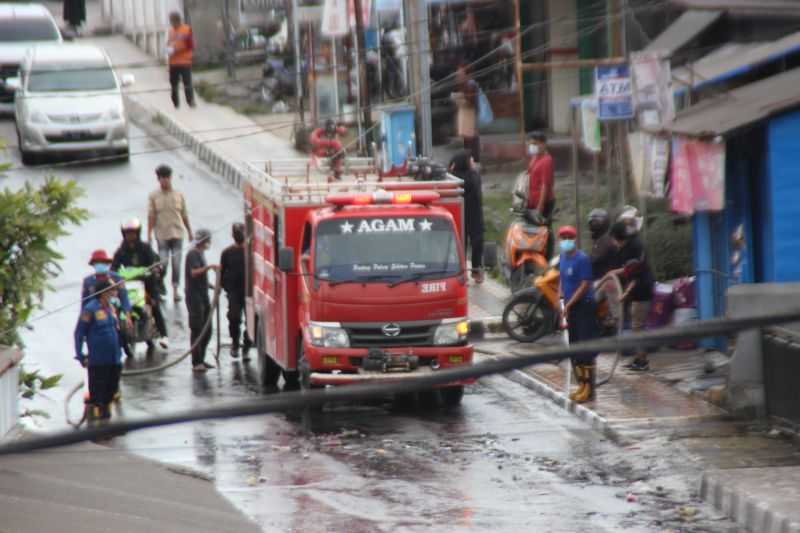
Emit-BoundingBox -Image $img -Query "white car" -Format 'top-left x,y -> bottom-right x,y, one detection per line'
0,3 -> 62,113
11,43 -> 134,165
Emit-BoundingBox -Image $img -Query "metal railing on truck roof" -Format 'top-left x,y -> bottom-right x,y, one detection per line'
244,157 -> 464,206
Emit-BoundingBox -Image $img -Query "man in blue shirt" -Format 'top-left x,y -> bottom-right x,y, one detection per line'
74,278 -> 123,421
558,225 -> 599,403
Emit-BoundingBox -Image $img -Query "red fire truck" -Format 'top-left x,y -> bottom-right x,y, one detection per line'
243,157 -> 473,405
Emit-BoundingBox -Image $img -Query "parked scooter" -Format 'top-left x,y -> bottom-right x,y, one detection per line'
502,258 -> 623,343
261,49 -> 295,107
500,208 -> 550,293
117,265 -> 158,357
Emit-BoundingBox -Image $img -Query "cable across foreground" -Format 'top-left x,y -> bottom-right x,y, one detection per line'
2,308 -> 799,457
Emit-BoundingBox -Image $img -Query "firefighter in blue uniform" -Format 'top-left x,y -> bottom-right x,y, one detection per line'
81,249 -> 131,314
74,278 -> 123,421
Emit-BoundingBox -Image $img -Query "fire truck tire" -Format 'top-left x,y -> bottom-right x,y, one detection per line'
256,319 -> 281,388
297,341 -> 323,392
440,385 -> 464,407
282,337 -> 302,390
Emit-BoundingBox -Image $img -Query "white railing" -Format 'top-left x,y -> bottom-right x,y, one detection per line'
101,0 -> 184,58
0,347 -> 22,439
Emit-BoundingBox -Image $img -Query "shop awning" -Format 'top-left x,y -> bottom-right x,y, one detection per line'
644,10 -> 722,56
659,67 -> 800,136
673,30 -> 800,92
670,0 -> 800,17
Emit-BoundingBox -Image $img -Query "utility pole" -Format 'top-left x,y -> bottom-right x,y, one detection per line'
222,0 -> 235,79
352,0 -> 374,154
288,0 -> 304,123
405,0 -> 432,157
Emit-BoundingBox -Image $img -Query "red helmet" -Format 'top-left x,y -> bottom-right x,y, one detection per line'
88,249 -> 112,265
557,226 -> 577,239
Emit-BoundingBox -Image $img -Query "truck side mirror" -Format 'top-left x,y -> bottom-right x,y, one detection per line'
278,247 -> 295,273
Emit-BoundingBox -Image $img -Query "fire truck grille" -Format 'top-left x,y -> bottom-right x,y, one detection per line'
343,321 -> 438,348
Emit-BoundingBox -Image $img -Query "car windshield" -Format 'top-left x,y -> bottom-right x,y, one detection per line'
315,216 -> 460,283
27,65 -> 117,92
0,18 -> 60,42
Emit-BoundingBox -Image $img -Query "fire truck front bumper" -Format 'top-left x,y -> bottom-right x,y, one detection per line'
306,344 -> 474,387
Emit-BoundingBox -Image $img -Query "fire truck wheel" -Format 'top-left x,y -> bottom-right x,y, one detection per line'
440,386 -> 464,407
257,320 -> 281,389
297,341 -> 322,392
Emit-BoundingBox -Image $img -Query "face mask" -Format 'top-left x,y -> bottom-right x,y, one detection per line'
94,263 -> 110,275
624,224 -> 637,236
110,297 -> 121,308
559,239 -> 576,253
527,144 -> 539,157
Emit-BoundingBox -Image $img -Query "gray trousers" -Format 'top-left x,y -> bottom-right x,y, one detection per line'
158,238 -> 183,287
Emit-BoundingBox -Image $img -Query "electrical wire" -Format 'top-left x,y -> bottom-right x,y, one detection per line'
3,307 -> 800,455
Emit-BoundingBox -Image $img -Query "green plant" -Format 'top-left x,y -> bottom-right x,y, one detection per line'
0,175 -> 89,346
195,80 -> 221,102
18,366 -> 62,401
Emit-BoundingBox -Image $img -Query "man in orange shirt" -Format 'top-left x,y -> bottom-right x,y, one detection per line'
526,131 -> 555,257
166,12 -> 196,109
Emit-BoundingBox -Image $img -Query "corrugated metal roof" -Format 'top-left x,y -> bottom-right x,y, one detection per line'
645,10 -> 722,56
673,31 -> 800,91
659,68 -> 800,136
671,0 -> 800,17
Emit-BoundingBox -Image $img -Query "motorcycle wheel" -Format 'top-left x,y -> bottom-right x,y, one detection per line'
502,291 -> 554,343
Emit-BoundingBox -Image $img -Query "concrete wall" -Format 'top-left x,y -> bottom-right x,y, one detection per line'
547,0 -> 579,135
726,283 -> 800,418
0,347 -> 23,438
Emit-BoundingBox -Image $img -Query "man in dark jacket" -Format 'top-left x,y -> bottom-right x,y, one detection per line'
449,150 -> 485,284
587,208 -> 616,280
220,223 -> 252,360
74,278 -> 122,420
185,229 -> 219,372
607,219 -> 655,371
112,218 -> 169,350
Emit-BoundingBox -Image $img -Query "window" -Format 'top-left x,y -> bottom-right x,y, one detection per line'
0,18 -> 60,42
27,65 -> 117,92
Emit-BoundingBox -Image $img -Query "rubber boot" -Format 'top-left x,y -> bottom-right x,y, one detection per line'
569,365 -> 587,401
586,363 -> 597,401
573,364 -> 596,403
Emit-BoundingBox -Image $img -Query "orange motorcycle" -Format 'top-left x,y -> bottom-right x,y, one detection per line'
500,208 -> 550,293
502,260 -> 623,343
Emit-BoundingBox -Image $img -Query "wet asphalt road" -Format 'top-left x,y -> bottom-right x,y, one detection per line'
2,117 -> 716,532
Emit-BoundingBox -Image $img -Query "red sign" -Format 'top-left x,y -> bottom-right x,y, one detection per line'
670,136 -> 725,215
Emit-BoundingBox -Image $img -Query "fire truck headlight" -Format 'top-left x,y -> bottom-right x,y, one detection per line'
309,322 -> 350,348
433,318 -> 469,346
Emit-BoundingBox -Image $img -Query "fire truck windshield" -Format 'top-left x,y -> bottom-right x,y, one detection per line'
315,216 -> 460,283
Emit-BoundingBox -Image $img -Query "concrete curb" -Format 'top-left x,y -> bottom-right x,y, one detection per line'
700,471 -> 800,533
124,95 -> 247,192
475,349 -> 616,439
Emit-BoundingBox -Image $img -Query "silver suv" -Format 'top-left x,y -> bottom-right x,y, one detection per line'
13,44 -> 134,165
0,3 -> 62,113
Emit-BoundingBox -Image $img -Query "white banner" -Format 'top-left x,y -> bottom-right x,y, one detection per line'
631,51 -> 675,130
321,0 -> 348,36
628,131 -> 669,198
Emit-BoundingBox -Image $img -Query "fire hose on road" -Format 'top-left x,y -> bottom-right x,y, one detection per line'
20,307 -> 800,454
65,275 -> 223,428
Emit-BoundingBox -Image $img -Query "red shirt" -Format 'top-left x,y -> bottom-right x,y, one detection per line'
527,153 -> 554,209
